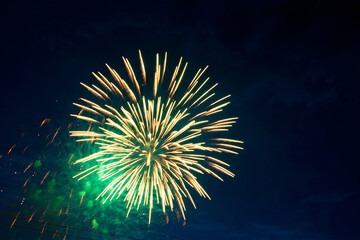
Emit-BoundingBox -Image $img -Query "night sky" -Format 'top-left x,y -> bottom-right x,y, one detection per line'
1,0 -> 360,239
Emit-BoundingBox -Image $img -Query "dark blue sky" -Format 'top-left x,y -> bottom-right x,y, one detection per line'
1,0 -> 360,239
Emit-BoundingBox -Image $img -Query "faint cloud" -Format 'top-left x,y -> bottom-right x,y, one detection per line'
302,192 -> 354,204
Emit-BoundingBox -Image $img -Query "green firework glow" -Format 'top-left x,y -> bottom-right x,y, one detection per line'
19,121 -> 161,238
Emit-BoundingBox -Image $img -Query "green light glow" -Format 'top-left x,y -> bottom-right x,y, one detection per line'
20,51 -> 242,237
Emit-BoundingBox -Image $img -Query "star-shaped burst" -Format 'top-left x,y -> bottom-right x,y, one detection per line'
70,51 -> 243,223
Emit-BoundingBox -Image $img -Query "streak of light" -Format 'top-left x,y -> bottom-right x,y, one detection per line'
7,144 -> 16,154
40,171 -> 50,185
23,163 -> 33,173
10,211 -> 20,228
40,118 -> 51,127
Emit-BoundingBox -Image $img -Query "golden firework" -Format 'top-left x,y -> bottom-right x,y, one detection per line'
70,51 -> 243,224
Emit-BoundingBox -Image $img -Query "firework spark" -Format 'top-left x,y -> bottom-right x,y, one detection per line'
70,51 -> 243,223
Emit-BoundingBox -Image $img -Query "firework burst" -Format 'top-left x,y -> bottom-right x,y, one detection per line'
70,51 -> 243,223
